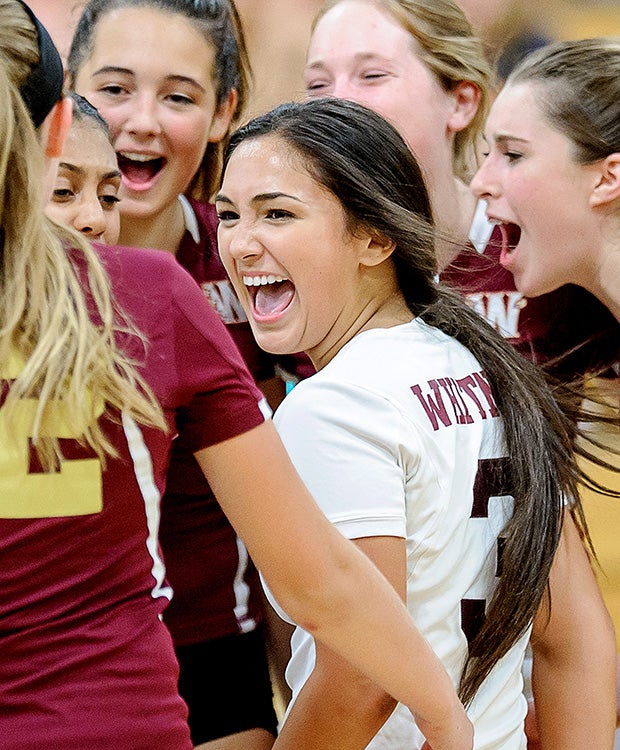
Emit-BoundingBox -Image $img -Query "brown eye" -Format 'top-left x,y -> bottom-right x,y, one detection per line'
52,189 -> 74,202
100,195 -> 121,209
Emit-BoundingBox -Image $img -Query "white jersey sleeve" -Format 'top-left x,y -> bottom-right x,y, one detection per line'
274,377 -> 418,540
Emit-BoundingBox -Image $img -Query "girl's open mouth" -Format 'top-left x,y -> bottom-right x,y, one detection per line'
498,222 -> 521,264
117,152 -> 166,190
243,275 -> 295,321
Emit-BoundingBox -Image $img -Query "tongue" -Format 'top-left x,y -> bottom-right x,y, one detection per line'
500,222 -> 521,252
254,281 -> 295,317
117,156 -> 163,185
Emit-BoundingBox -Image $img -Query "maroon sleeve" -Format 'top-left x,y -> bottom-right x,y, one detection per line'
168,259 -> 268,452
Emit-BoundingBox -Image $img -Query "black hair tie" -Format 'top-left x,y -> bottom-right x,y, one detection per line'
17,0 -> 64,128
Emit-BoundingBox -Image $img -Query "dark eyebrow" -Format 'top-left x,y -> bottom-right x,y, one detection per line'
59,162 -> 84,176
58,163 -> 121,181
92,66 -> 205,93
215,191 -> 304,205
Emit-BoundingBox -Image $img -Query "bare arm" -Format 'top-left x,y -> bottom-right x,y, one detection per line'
274,536 -> 405,749
194,421 -> 472,750
530,512 -> 616,748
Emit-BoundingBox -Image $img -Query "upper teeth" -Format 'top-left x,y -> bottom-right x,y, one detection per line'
118,152 -> 160,162
243,275 -> 287,286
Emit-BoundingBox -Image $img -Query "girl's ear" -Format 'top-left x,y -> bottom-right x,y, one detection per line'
447,81 -> 481,134
43,97 -> 73,158
358,233 -> 396,267
590,153 -> 620,207
208,89 -> 239,144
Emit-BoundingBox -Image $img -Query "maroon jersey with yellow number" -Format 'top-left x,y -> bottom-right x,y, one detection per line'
0,244 -> 267,749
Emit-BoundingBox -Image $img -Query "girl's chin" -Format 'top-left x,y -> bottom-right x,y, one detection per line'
118,196 -> 173,222
251,327 -> 300,358
513,270 -> 553,299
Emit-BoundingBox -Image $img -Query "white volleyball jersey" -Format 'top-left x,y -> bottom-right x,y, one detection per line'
270,319 -> 528,750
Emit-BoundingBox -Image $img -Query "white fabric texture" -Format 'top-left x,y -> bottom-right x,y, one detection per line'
268,319 -> 528,750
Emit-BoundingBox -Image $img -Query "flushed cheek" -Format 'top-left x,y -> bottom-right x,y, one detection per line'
167,116 -> 211,159
361,90 -> 401,123
524,207 -> 561,251
105,214 -> 121,244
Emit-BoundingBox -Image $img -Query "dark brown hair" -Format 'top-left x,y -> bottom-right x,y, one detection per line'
224,97 -> 606,705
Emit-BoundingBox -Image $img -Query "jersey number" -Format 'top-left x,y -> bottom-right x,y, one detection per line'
460,457 -> 512,645
0,393 -> 103,519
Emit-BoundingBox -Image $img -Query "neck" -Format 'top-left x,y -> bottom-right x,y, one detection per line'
118,199 -> 186,254
595,278 -> 620,325
309,275 -> 413,371
585,229 -> 620,323
430,175 -> 478,270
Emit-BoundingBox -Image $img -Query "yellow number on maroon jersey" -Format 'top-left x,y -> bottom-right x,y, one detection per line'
0,355 -> 104,519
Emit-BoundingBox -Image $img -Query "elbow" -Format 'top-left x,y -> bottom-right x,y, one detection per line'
263,542 -> 361,636
532,597 -> 617,670
351,683 -> 398,729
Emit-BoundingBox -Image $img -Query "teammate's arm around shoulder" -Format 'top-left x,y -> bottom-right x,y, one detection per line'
194,420 -> 473,750
530,512 -> 616,748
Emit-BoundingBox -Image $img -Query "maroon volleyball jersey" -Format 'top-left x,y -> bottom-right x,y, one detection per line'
441,202 -> 618,376
0,244 -> 266,748
160,198 -> 311,646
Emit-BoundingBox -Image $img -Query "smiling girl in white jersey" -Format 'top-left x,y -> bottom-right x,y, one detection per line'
217,96 -> 616,749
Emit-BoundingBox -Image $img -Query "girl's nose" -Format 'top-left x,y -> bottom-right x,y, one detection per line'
75,197 -> 107,238
471,158 -> 498,201
125,94 -> 162,138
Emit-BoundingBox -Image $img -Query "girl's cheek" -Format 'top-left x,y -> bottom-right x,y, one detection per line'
168,121 -> 212,159
170,112 -> 211,143
100,113 -> 123,141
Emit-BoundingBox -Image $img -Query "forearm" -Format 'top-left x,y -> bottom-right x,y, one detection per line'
531,514 -> 617,748
274,658 -> 397,750
196,424 -> 472,749
284,540 -> 471,749
532,627 -> 616,748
